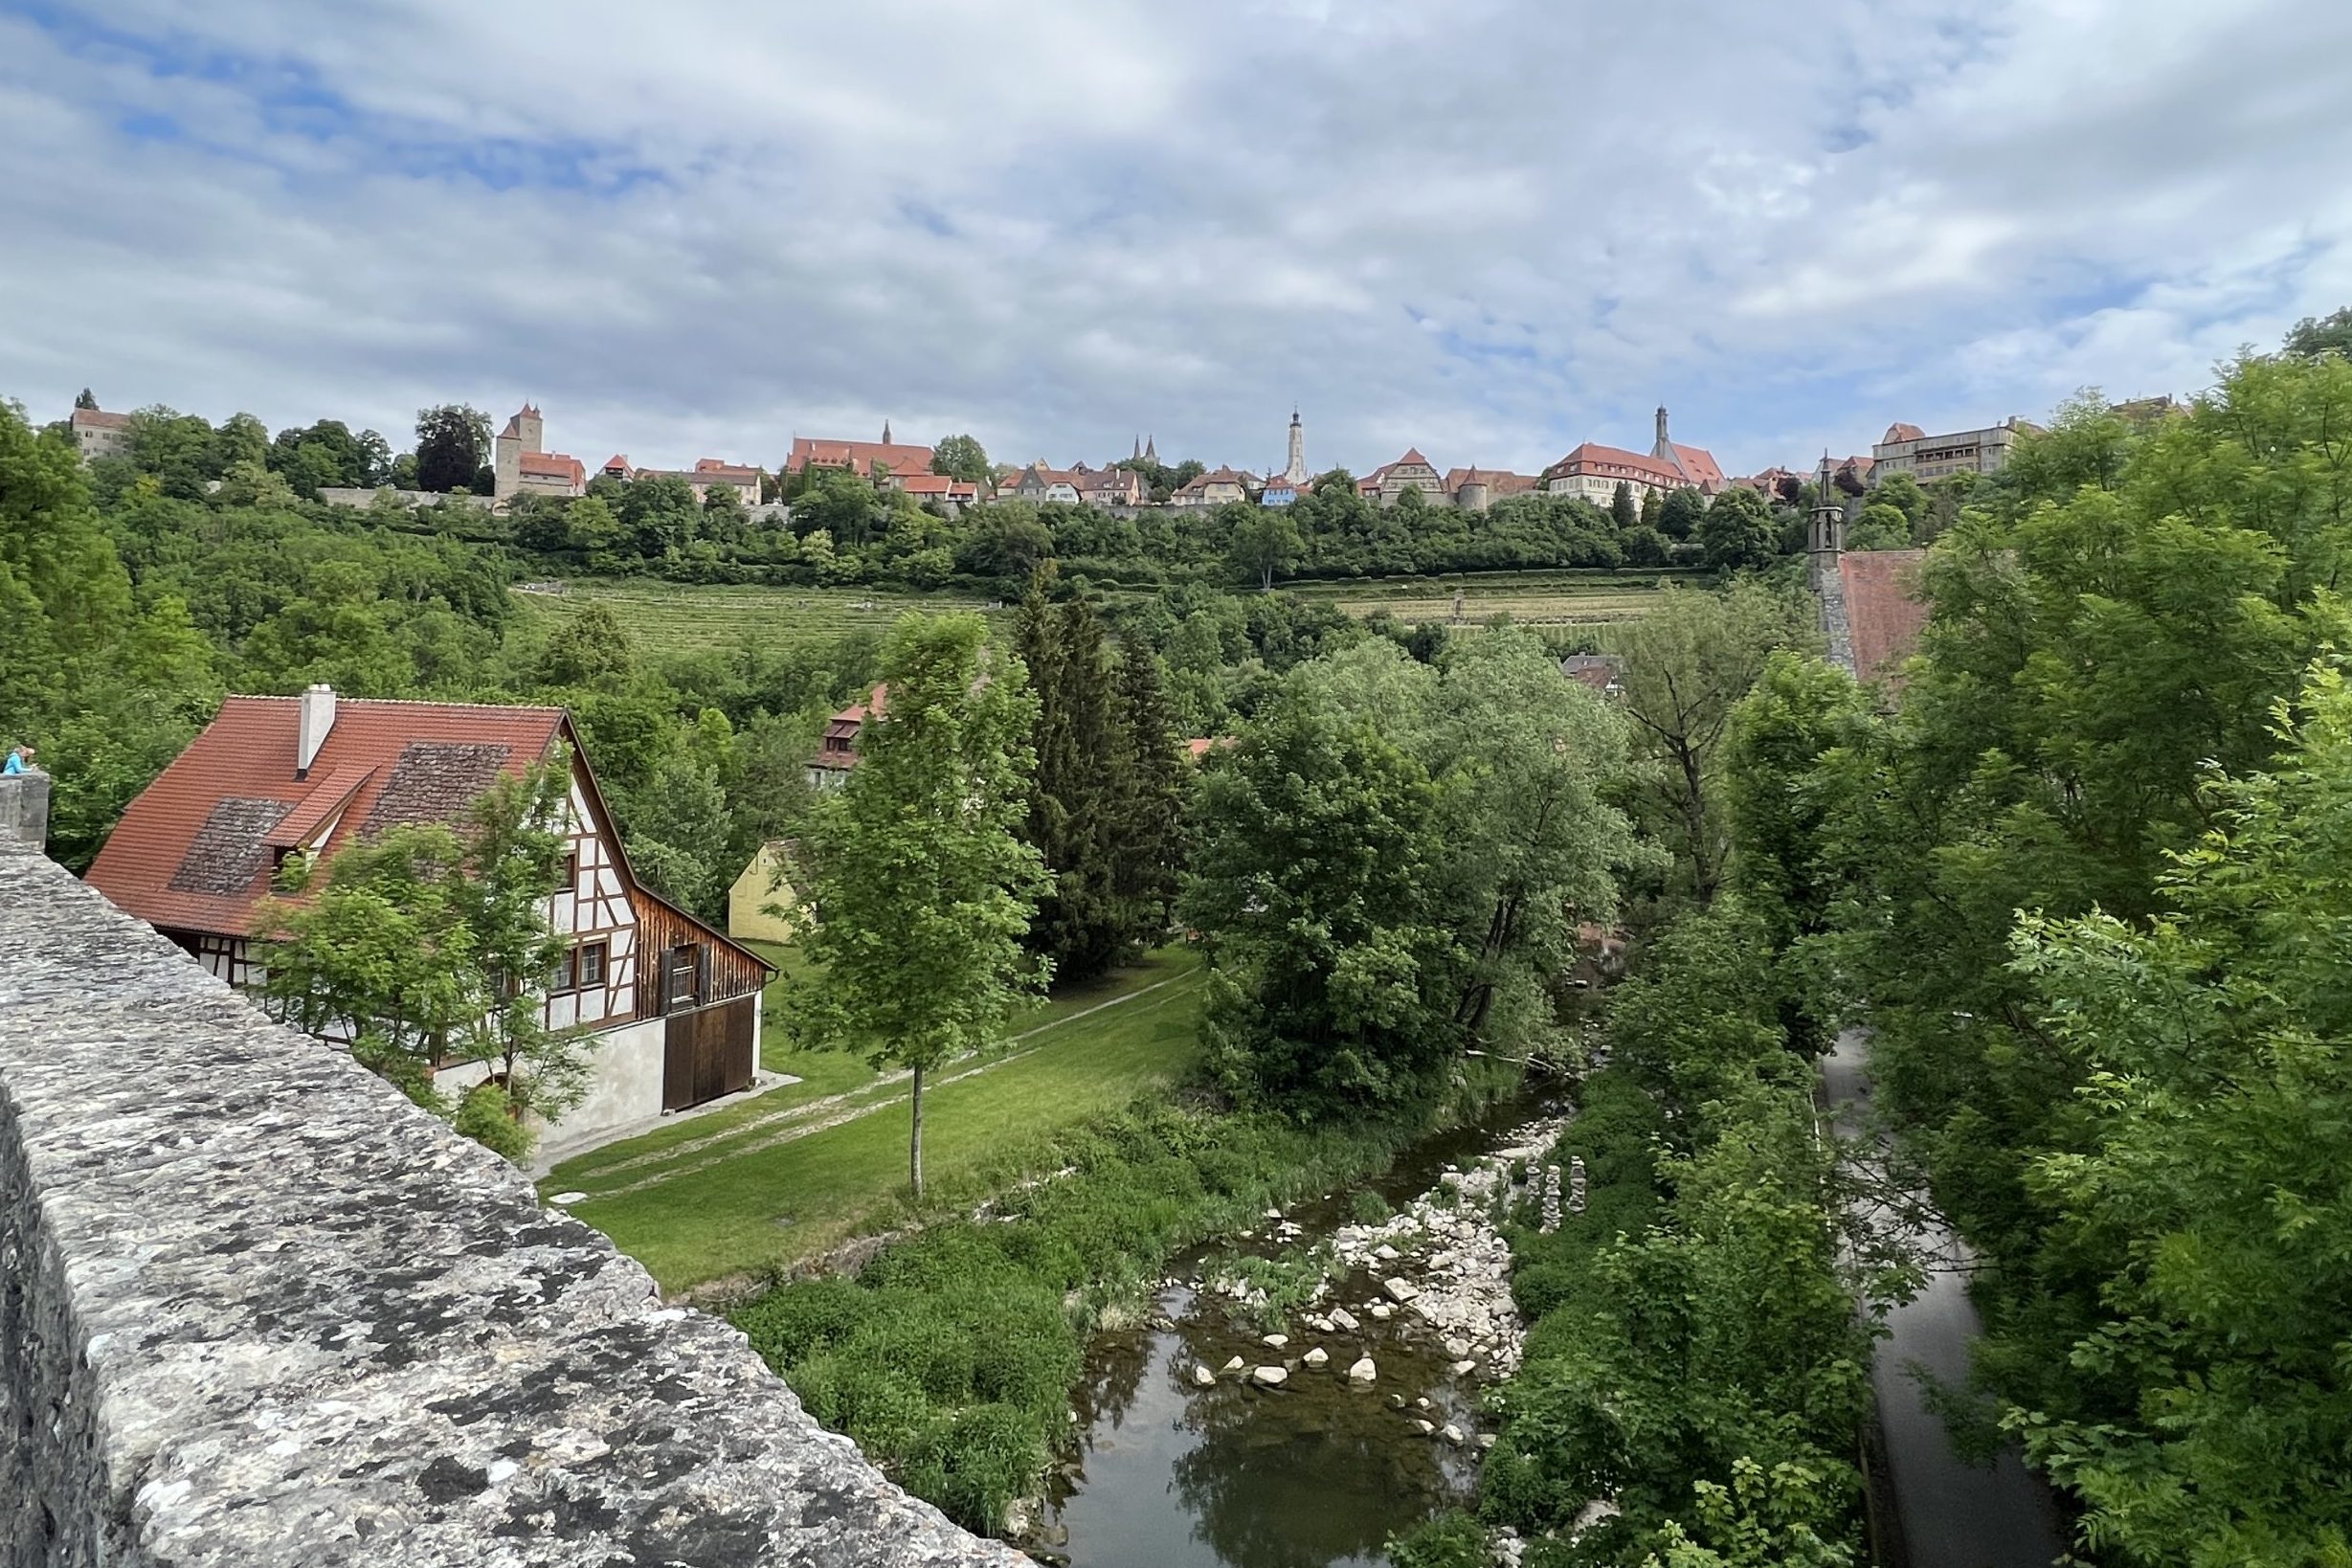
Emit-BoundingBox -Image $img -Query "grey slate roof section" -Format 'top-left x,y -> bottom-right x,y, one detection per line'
0,845 -> 1024,1568
167,796 -> 293,895
362,742 -> 512,838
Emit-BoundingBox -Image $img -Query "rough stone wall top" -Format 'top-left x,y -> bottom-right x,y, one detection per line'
0,845 -> 1023,1568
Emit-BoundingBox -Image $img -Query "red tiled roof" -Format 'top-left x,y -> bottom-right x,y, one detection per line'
72,408 -> 131,431
1442,467 -> 1539,493
519,451 -> 585,483
812,686 -> 888,771
787,437 -> 935,479
1545,442 -> 1686,486
1393,448 -> 1434,469
1666,441 -> 1725,491
602,454 -> 631,473
1841,549 -> 1931,684
692,459 -> 762,482
86,697 -> 568,937
1881,423 -> 1926,444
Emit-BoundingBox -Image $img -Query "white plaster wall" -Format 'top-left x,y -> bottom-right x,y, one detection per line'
555,1017 -> 667,1138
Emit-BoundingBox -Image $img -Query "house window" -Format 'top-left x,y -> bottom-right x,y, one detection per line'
578,940 -> 608,988
550,947 -> 578,992
667,942 -> 703,1009
560,850 -> 578,889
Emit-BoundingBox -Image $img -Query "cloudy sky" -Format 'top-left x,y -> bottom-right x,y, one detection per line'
5,0 -> 2350,481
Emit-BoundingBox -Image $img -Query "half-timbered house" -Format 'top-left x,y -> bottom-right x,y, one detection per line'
85,684 -> 772,1144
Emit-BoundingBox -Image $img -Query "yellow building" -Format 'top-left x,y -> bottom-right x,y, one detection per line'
728,840 -> 802,946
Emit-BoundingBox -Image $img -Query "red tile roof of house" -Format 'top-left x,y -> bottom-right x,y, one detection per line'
1393,448 -> 1434,469
813,685 -> 888,771
519,451 -> 586,483
896,473 -> 974,497
1881,422 -> 1926,444
786,437 -> 935,479
1442,467 -> 1539,493
602,454 -> 632,474
692,459 -> 763,482
71,407 -> 131,432
86,697 -> 569,937
1545,442 -> 1686,486
1665,441 -> 1725,491
1841,549 -> 1931,684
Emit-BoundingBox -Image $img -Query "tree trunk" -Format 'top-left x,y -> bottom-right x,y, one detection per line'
909,1061 -> 925,1199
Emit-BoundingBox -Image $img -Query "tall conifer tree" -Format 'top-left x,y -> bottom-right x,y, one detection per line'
1109,643 -> 1188,945
1017,591 -> 1127,981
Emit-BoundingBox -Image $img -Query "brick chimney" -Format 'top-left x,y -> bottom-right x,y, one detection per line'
297,683 -> 337,778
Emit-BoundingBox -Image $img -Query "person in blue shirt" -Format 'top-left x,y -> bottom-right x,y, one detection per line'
3,744 -> 34,774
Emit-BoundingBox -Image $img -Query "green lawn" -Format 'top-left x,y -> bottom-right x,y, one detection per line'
545,947 -> 1205,1291
513,579 -> 1005,651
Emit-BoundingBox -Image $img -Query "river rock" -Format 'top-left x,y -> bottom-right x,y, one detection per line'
1477,1433 -> 1497,1450
1382,1277 -> 1419,1303
1374,1243 -> 1400,1262
1370,1303 -> 1394,1320
1449,1359 -> 1477,1377
1414,1419 -> 1436,1436
1413,1396 -> 1430,1411
548,1190 -> 588,1205
1221,1355 -> 1244,1374
1329,1307 -> 1359,1332
1441,1423 -> 1466,1445
1193,1362 -> 1217,1387
1348,1356 -> 1378,1383
1252,1365 -> 1288,1387
1303,1346 -> 1329,1368
1444,1336 -> 1469,1359
1264,1207 -> 1283,1221
1262,1333 -> 1288,1349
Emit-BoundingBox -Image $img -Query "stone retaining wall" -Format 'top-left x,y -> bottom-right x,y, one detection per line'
0,827 -> 1020,1567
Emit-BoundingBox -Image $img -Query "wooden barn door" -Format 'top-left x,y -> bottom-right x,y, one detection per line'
662,996 -> 757,1110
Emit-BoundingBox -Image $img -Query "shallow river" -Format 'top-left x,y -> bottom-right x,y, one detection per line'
1035,1098 -> 1555,1568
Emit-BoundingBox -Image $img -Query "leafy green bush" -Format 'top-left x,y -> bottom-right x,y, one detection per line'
732,1097 -> 1436,1533
1386,1510 -> 1490,1568
1347,1187 -> 1393,1224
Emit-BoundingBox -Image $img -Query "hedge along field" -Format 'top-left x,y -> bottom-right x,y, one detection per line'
511,578 -> 1009,652
1288,568 -> 1699,631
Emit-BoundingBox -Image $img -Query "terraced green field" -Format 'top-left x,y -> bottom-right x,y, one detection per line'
511,578 -> 1007,651
510,568 -> 1695,657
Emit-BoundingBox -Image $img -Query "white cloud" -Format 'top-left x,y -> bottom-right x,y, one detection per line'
2,0 -> 2349,482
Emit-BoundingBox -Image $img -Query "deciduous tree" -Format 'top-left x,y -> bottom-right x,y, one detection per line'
414,404 -> 492,494
785,615 -> 1045,1197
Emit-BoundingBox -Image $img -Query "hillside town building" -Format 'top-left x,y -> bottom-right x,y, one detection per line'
1008,462 -> 1083,503
1870,418 -> 2027,483
785,428 -> 936,482
1077,464 -> 1146,506
1543,408 -> 1723,504
493,403 -> 587,502
69,404 -> 132,463
84,687 -> 772,1143
1172,465 -> 1255,507
808,687 -> 885,788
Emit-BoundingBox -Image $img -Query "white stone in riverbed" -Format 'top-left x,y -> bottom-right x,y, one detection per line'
1329,1308 -> 1359,1332
1449,1360 -> 1477,1377
1252,1365 -> 1288,1386
1370,1303 -> 1394,1320
1374,1243 -> 1400,1262
1221,1355 -> 1244,1374
1476,1433 -> 1497,1450
1414,1419 -> 1436,1436
1444,1336 -> 1470,1359
1265,1208 -> 1283,1221
1414,1397 -> 1430,1411
1303,1347 -> 1329,1368
1348,1356 -> 1378,1383
1440,1423 -> 1466,1445
1262,1333 -> 1288,1349
1193,1363 -> 1217,1387
548,1191 -> 588,1205
1382,1278 -> 1419,1303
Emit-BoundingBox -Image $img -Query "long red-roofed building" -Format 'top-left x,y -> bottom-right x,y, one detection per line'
85,686 -> 772,1147
785,433 -> 937,482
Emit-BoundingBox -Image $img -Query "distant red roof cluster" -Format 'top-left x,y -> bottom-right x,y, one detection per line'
71,407 -> 131,432
519,451 -> 586,484
1544,441 -> 1688,488
787,437 -> 936,480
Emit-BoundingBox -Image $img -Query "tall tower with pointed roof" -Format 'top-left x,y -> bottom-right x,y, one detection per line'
1282,408 -> 1309,486
1144,434 -> 1157,463
882,419 -> 892,445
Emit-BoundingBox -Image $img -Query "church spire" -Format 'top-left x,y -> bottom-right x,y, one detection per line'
1282,406 -> 1309,485
882,418 -> 892,444
1144,433 -> 1157,463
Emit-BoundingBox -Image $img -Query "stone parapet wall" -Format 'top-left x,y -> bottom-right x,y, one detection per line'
0,843 -> 1022,1568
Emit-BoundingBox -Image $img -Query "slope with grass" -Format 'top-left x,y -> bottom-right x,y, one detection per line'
545,947 -> 1206,1291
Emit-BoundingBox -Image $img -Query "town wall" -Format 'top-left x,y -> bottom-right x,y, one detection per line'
0,780 -> 1020,1568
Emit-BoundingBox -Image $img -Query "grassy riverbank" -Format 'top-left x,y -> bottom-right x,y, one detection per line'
731,1065 -> 1526,1535
545,947 -> 1206,1290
